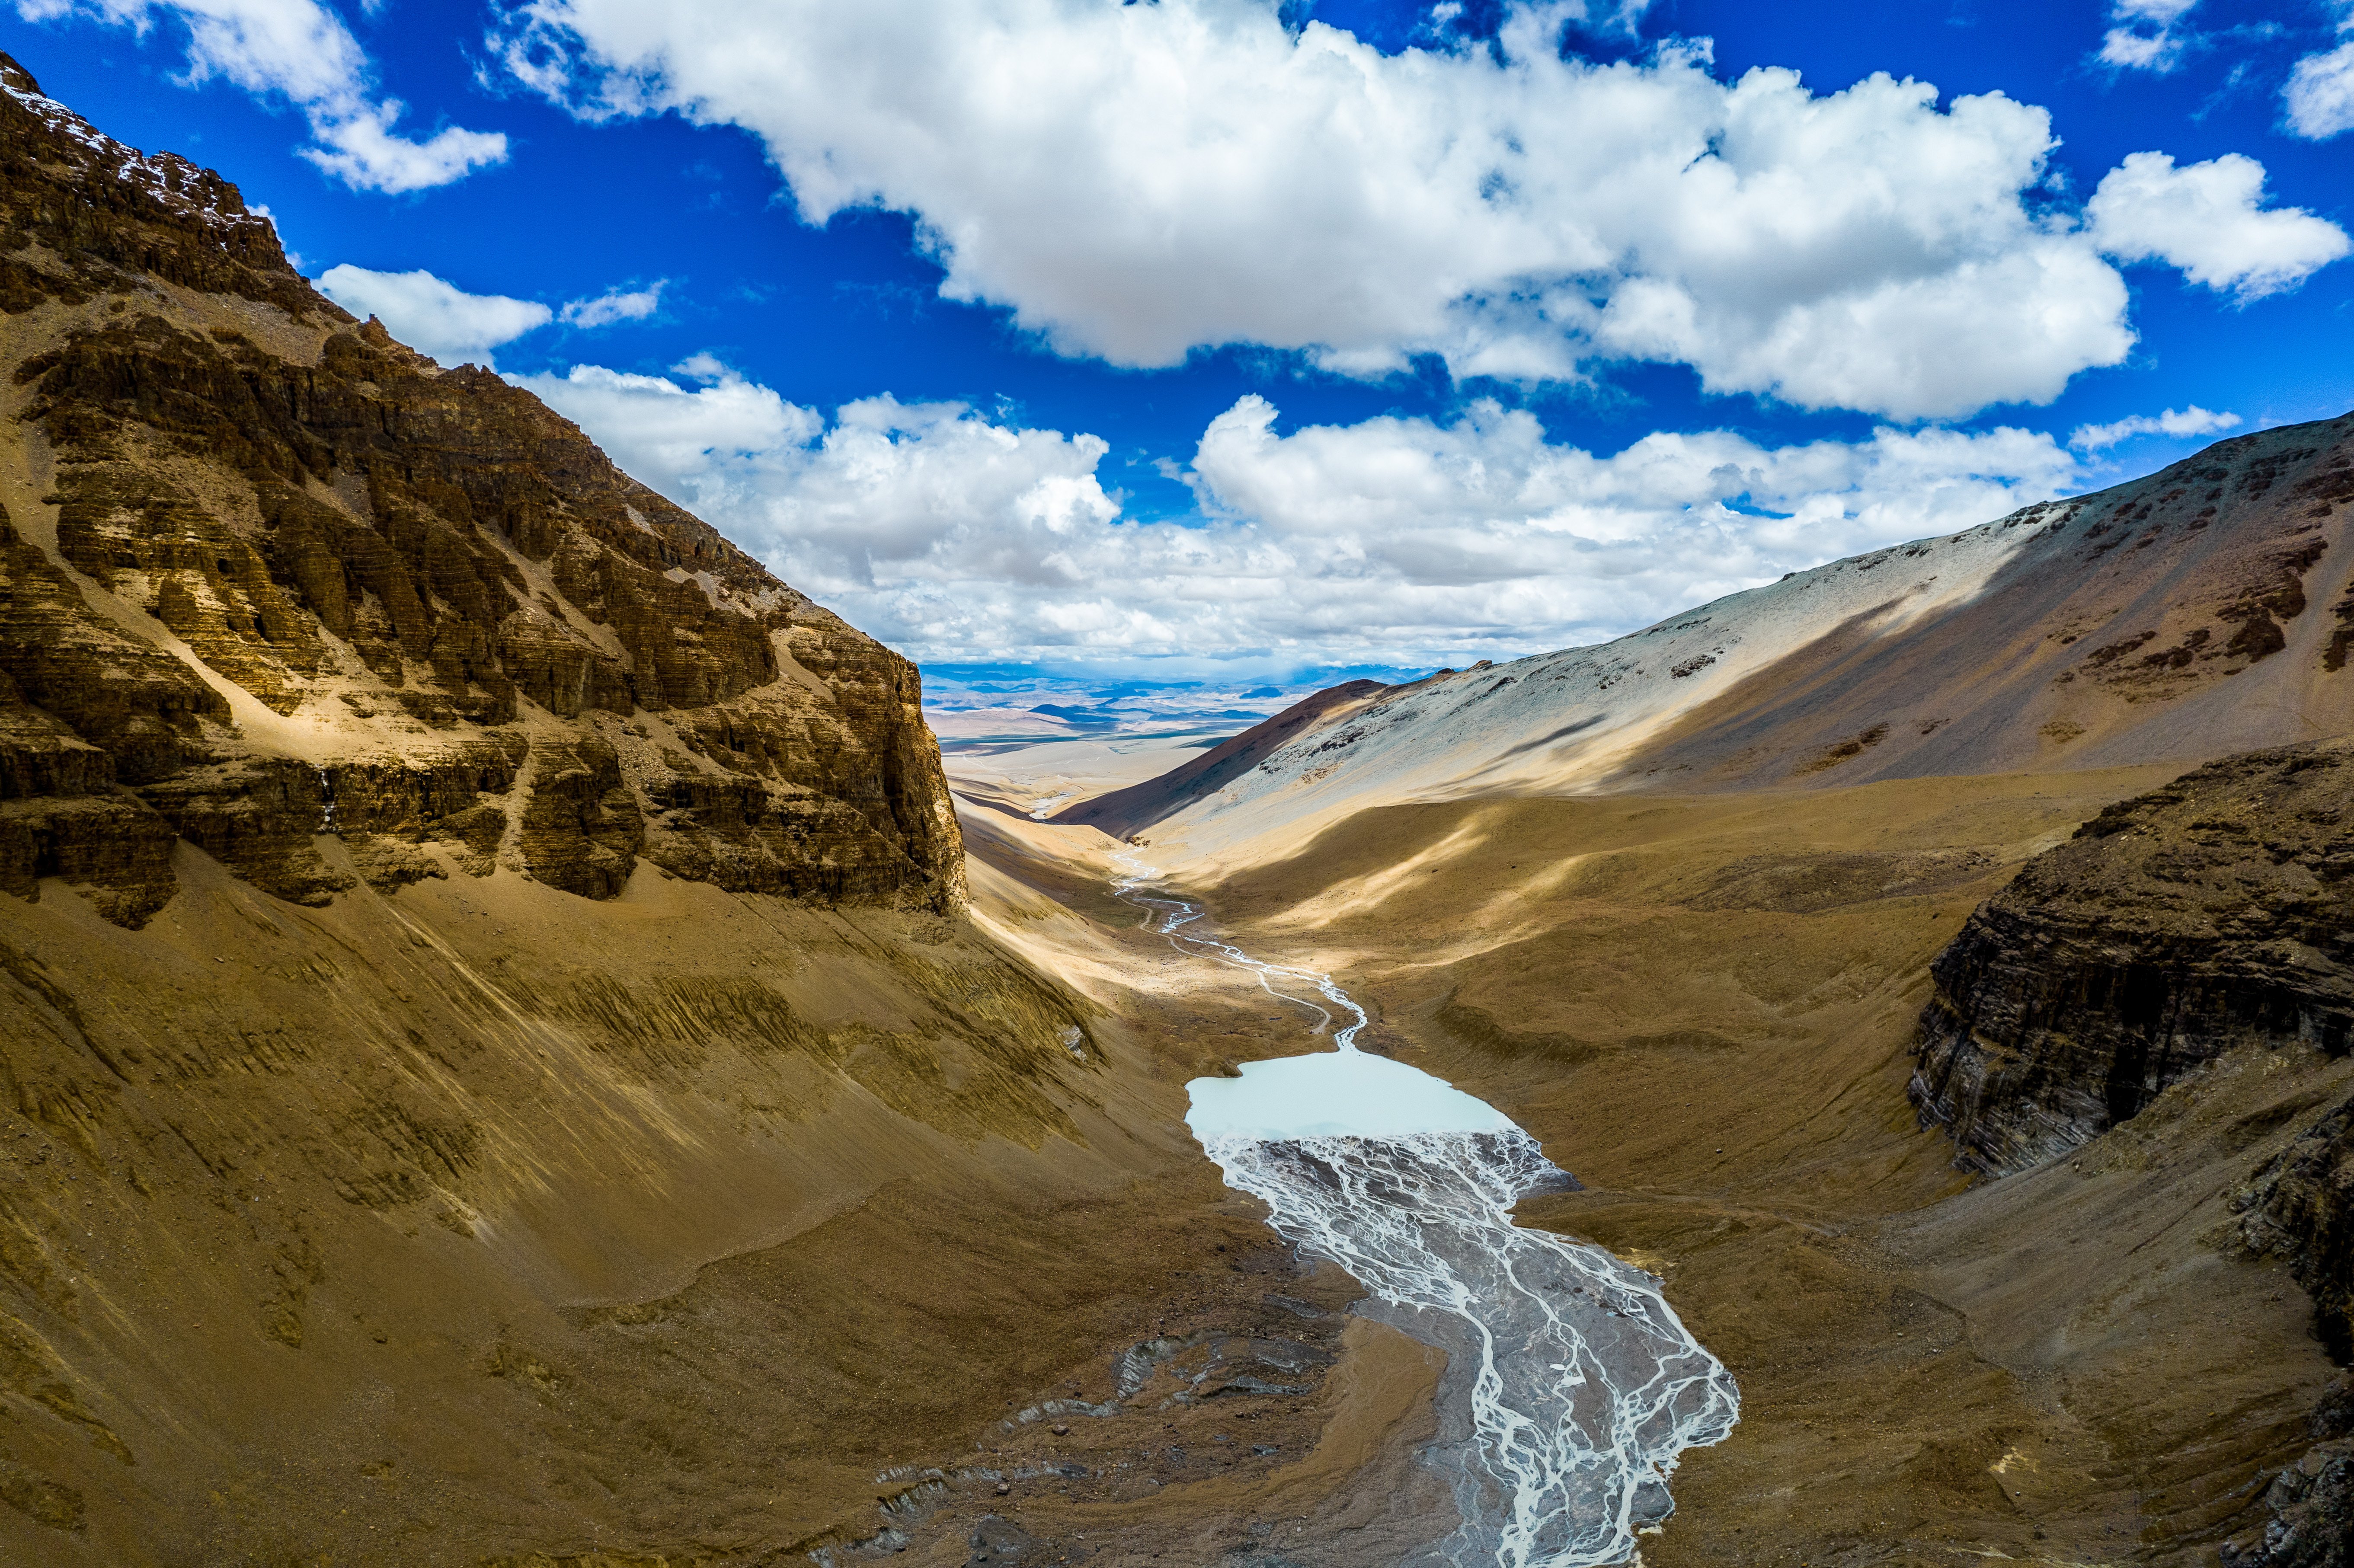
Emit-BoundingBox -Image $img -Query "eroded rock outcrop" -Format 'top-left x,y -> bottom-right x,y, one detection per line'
0,52 -> 963,923
2234,1097 -> 2354,1360
2222,1381 -> 2354,1568
1912,745 -> 2354,1564
1909,743 -> 2354,1176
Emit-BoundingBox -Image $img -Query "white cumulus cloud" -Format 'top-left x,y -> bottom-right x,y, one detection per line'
304,100 -> 508,194
516,358 -> 2086,668
2087,151 -> 2350,298
515,366 -> 1121,597
2097,0 -> 2199,72
2098,29 -> 2181,70
512,361 -> 822,482
560,281 -> 665,327
315,265 -> 551,366
486,0 -> 2256,420
20,0 -> 508,191
492,0 -> 2345,421
315,267 -> 683,364
2286,42 -> 2354,139
2067,405 -> 2239,450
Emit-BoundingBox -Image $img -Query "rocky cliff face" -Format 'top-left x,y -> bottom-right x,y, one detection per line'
2232,1081 -> 2354,1357
2225,1115 -> 2354,1565
1909,744 -> 2354,1565
1909,743 -> 2354,1176
2221,1377 -> 2354,1568
0,52 -> 963,923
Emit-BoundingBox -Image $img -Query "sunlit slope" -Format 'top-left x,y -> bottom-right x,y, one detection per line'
1123,415 -> 2354,859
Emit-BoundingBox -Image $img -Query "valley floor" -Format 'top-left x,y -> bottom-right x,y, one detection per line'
0,752 -> 2340,1566
953,751 -> 2350,1568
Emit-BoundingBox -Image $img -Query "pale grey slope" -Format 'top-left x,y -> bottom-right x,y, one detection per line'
1141,414 -> 2354,861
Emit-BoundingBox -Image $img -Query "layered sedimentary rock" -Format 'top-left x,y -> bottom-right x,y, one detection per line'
2228,1092 -> 2354,1562
2236,1095 -> 2354,1361
1908,742 -> 2354,1176
2221,1378 -> 2354,1568
0,52 -> 962,923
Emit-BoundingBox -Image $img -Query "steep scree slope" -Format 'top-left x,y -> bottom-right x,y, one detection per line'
0,51 -> 962,922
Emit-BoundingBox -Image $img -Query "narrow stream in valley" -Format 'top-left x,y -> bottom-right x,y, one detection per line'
1110,854 -> 1740,1568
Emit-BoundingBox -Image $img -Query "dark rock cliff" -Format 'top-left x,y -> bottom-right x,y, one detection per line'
2235,1089 -> 2354,1365
1910,743 -> 2354,1566
0,54 -> 963,919
1909,744 -> 2354,1177
2220,1376 -> 2354,1568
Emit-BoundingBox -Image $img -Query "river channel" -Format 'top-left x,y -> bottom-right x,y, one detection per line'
1112,855 -> 1740,1568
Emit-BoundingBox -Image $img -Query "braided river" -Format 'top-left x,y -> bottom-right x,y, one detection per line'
1113,855 -> 1740,1568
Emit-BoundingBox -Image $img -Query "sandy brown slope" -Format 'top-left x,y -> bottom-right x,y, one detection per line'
0,845 -> 1107,1563
0,806 -> 1503,1567
1618,420 -> 2354,792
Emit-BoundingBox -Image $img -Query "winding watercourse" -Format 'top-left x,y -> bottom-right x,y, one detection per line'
1112,854 -> 1740,1567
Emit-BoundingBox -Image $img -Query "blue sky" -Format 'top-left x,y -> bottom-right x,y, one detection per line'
12,0 -> 2353,696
